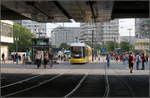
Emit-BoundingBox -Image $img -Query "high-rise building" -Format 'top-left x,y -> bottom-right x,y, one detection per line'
52,27 -> 81,48
0,20 -> 14,60
13,20 -> 48,38
135,18 -> 150,51
21,20 -> 47,38
80,19 -> 119,45
101,19 -> 119,43
80,23 -> 97,44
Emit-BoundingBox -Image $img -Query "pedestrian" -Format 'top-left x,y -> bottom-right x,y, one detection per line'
141,53 -> 145,70
128,52 -> 135,73
22,54 -> 26,65
13,54 -> 16,64
122,55 -> 126,64
106,53 -> 111,68
2,53 -> 5,64
35,51 -> 42,69
135,53 -> 141,70
48,52 -> 53,68
15,53 -> 19,64
43,52 -> 49,69
145,54 -> 148,64
18,55 -> 21,62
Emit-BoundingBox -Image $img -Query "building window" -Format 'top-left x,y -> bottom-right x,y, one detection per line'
1,22 -> 13,37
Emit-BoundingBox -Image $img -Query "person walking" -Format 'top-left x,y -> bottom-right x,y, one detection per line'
141,53 -> 145,70
48,52 -> 53,68
106,53 -> 111,68
128,52 -> 135,73
43,52 -> 49,69
35,51 -> 42,69
15,53 -> 19,64
2,53 -> 5,64
135,53 -> 141,70
22,54 -> 26,65
145,54 -> 148,64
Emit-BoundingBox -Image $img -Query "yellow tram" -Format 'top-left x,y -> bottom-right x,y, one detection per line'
70,43 -> 92,64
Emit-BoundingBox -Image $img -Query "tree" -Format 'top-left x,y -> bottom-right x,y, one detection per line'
59,43 -> 70,49
94,44 -> 102,50
106,41 -> 115,52
120,41 -> 129,51
8,24 -> 36,52
120,41 -> 135,52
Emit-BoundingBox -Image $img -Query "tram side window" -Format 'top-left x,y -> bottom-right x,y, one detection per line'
82,47 -> 86,57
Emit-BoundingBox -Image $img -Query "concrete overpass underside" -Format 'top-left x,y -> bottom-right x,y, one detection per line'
1,0 -> 149,22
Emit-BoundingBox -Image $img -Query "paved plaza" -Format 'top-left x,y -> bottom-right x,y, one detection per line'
1,60 -> 149,75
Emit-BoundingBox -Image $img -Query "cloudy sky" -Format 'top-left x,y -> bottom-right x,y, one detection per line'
47,18 -> 135,37
119,18 -> 135,36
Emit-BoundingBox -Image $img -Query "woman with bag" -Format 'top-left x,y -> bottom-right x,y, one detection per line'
35,51 -> 42,69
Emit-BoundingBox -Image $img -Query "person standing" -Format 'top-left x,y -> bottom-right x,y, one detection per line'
128,52 -> 135,73
22,54 -> 26,65
135,53 -> 141,70
106,53 -> 111,68
48,52 -> 53,68
2,53 -> 5,64
35,51 -> 42,69
141,53 -> 145,70
15,53 -> 19,64
43,52 -> 49,69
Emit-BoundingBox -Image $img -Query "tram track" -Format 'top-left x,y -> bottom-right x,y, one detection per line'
3,74 -> 63,97
64,74 -> 106,97
64,73 -> 88,98
1,74 -> 42,88
108,70 -> 135,97
1,73 -> 40,87
5,74 -> 85,97
1,61 -> 110,97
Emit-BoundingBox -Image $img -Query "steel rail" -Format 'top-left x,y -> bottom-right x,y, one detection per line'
113,70 -> 135,97
4,74 -> 63,97
64,73 -> 88,98
1,74 -> 42,89
103,58 -> 110,97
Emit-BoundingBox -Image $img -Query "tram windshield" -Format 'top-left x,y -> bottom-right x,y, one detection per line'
71,47 -> 83,58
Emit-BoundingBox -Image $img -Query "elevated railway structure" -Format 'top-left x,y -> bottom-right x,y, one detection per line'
1,0 -> 149,22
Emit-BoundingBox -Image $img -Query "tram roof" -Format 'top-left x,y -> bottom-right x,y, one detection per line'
70,43 -> 91,49
70,43 -> 86,47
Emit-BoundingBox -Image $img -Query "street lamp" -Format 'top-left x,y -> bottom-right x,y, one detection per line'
14,37 -> 19,53
127,28 -> 132,53
127,28 -> 132,44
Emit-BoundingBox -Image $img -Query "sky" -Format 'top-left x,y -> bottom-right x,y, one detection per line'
119,19 -> 135,36
47,19 -> 135,37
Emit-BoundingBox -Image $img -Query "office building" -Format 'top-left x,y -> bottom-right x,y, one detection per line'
14,20 -> 48,38
135,18 -> 150,50
0,20 -> 14,60
80,19 -> 119,45
52,27 -> 81,48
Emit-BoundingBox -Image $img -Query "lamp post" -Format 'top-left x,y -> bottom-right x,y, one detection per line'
127,28 -> 132,53
14,37 -> 19,53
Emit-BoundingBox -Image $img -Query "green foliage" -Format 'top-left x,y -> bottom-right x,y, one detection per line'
106,41 -> 115,52
120,41 -> 135,51
85,41 -> 92,47
59,43 -> 70,49
129,44 -> 135,51
8,24 -> 36,52
94,44 -> 102,50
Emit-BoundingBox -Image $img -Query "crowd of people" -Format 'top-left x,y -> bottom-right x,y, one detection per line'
34,51 -> 70,69
1,50 -> 149,72
106,52 -> 149,73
